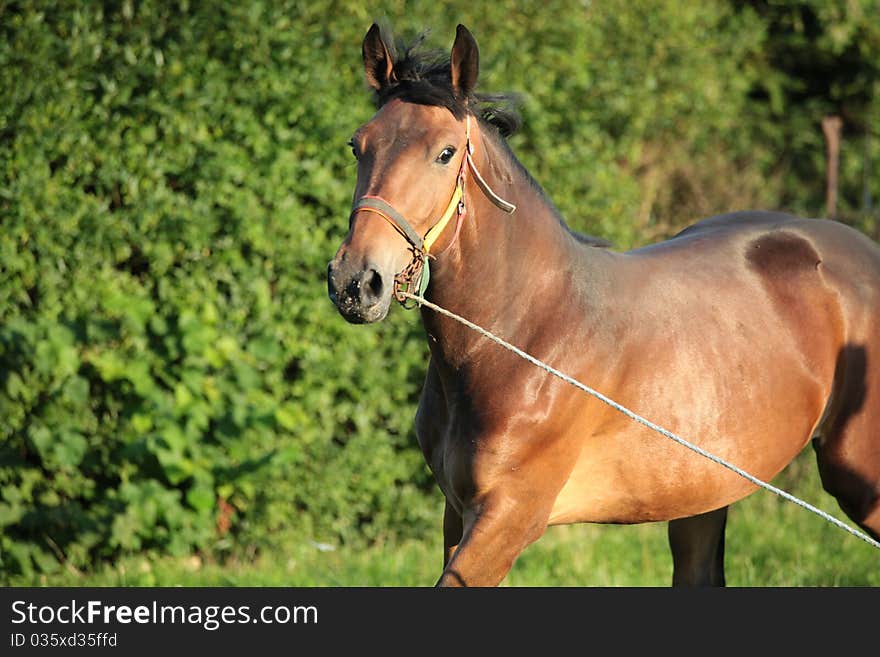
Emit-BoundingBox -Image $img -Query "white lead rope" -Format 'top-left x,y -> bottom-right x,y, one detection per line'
403,291 -> 880,552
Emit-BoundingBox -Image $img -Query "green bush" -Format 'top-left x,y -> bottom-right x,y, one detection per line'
1,1 -> 435,580
1,1 -> 876,581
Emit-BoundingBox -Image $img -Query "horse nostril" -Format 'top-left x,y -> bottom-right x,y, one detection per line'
327,263 -> 339,304
361,268 -> 384,303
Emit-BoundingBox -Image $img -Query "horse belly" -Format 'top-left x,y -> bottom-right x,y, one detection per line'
548,418 -> 815,525
548,332 -> 833,524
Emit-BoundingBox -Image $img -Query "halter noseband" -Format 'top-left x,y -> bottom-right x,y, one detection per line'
350,115 -> 516,306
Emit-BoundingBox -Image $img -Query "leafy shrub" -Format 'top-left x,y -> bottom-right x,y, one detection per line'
1,1 -> 436,580
1,0 -> 876,580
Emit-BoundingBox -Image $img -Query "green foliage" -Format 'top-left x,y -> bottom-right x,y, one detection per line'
9,453 -> 879,587
1,0 -> 877,582
0,1 -> 434,580
494,0 -> 776,243
738,0 -> 880,216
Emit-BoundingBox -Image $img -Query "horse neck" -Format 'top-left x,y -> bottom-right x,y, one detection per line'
420,124 -> 608,370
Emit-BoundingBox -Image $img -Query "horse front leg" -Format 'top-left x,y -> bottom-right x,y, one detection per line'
436,491 -> 554,587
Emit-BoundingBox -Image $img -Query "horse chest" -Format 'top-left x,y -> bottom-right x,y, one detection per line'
415,395 -> 478,510
415,366 -> 525,510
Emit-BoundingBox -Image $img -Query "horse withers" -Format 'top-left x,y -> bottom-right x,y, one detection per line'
327,23 -> 880,586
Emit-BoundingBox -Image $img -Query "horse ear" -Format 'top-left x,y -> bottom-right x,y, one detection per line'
362,23 -> 397,91
450,24 -> 479,99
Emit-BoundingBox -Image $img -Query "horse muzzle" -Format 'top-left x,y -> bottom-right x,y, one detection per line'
327,260 -> 392,324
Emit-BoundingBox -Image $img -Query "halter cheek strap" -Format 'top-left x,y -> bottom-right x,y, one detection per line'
349,115 -> 516,305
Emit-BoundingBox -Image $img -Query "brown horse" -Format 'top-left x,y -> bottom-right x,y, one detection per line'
328,23 -> 880,586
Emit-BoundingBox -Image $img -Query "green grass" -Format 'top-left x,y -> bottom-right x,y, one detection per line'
11,451 -> 879,587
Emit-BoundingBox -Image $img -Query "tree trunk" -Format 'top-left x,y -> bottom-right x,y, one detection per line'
822,115 -> 842,219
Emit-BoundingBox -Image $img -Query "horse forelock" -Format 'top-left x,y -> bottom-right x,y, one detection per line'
369,29 -> 522,138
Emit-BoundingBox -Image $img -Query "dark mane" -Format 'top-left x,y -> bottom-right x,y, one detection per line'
570,230 -> 613,248
370,27 -> 522,138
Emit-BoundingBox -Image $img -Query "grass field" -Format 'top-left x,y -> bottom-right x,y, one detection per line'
12,450 -> 878,588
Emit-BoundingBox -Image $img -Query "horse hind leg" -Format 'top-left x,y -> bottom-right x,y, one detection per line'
667,506 -> 728,587
813,436 -> 880,541
813,345 -> 880,541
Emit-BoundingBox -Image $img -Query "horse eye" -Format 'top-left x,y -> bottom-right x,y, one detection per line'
436,147 -> 456,165
347,139 -> 358,159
